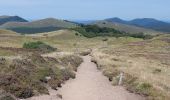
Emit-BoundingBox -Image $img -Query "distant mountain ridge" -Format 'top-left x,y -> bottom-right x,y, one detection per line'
105,17 -> 170,32
0,15 -> 169,34
0,15 -> 28,25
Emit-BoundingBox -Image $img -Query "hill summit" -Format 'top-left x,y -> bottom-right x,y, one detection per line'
0,15 -> 28,25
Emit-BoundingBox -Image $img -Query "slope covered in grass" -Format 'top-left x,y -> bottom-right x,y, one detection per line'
0,29 -> 18,36
0,25 -> 169,99
0,18 -> 77,34
91,20 -> 162,34
72,25 -> 153,39
91,34 -> 170,100
0,15 -> 28,25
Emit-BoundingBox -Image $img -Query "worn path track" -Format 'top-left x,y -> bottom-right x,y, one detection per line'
24,55 -> 145,100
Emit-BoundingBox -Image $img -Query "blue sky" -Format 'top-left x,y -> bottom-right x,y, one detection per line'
0,0 -> 170,20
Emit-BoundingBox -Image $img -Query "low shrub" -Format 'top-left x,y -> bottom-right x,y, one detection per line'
0,90 -> 16,100
60,55 -> 83,71
103,69 -> 120,81
136,82 -> 152,96
0,95 -> 15,100
23,41 -> 56,52
153,68 -> 162,74
79,49 -> 92,56
15,87 -> 33,99
60,68 -> 76,80
0,75 -> 34,99
75,33 -> 79,36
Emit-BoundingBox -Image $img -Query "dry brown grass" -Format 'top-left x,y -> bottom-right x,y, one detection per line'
0,29 -> 18,36
91,35 -> 170,100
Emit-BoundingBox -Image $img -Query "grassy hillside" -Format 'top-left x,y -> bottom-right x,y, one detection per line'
0,29 -> 84,99
91,20 -> 162,34
8,27 -> 63,34
0,29 -> 19,36
0,15 -> 28,25
72,25 -> 153,39
0,18 -> 77,34
91,34 -> 170,100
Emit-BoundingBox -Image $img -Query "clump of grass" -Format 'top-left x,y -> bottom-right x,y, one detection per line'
60,68 -> 76,80
136,82 -> 152,95
23,41 -> 56,52
75,32 -> 79,36
0,90 -> 16,100
152,68 -> 161,74
103,68 -> 120,81
0,74 -> 34,99
0,57 -> 6,65
0,49 -> 16,56
79,49 -> 91,56
60,55 -> 83,71
0,95 -> 15,100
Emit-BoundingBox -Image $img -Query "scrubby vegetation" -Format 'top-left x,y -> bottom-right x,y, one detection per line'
0,53 -> 83,99
72,25 -> 153,39
0,90 -> 16,100
23,41 -> 56,52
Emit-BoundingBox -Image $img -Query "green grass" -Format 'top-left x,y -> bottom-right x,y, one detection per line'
23,41 -> 56,52
0,49 -> 16,56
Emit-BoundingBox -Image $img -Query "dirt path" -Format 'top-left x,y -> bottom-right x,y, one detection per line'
24,55 -> 145,100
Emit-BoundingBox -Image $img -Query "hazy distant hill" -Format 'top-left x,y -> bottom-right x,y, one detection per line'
105,18 -> 170,32
0,15 -> 28,25
91,20 -> 161,34
0,18 -> 77,34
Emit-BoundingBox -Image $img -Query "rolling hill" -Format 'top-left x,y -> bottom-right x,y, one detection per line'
90,20 -> 161,34
105,17 -> 170,32
0,18 -> 78,34
0,29 -> 19,36
0,15 -> 28,25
